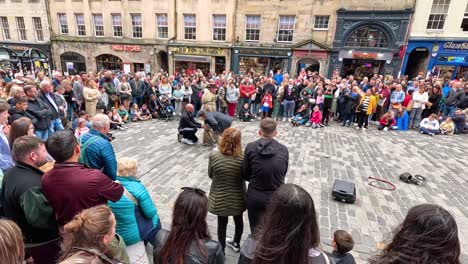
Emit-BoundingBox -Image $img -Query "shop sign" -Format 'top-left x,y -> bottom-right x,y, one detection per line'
352,52 -> 378,59
111,45 -> 141,52
443,42 -> 468,52
144,63 -> 151,73
5,45 -> 29,51
169,47 -> 226,56
237,48 -> 291,57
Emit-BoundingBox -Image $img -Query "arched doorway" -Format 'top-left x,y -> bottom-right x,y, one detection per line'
157,51 -> 168,72
96,54 -> 122,71
404,48 -> 429,79
297,58 -> 320,75
60,52 -> 86,75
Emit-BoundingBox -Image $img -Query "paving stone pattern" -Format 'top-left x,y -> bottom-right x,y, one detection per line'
111,119 -> 468,264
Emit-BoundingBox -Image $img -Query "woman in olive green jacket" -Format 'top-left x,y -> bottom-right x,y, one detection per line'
208,127 -> 246,253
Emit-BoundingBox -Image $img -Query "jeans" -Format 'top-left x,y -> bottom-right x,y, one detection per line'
217,215 -> 243,251
35,130 -> 49,141
132,95 -> 143,107
49,118 -> 64,135
420,127 -> 440,135
442,104 -> 456,118
141,220 -> 161,246
342,113 -> 355,126
408,108 -> 423,128
251,103 -> 260,117
247,196 -> 268,234
283,100 -> 295,118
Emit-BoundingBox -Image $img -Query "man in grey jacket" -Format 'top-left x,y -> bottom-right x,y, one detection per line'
198,109 -> 233,147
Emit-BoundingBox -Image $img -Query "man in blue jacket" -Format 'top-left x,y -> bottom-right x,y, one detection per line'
78,113 -> 117,180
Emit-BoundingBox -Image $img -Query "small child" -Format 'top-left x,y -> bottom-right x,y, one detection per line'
239,102 -> 252,122
291,104 -> 309,126
331,230 -> 356,264
140,104 -> 152,121
173,85 -> 183,116
110,108 -> 127,130
160,96 -> 175,114
378,111 -> 396,131
117,105 -> 129,123
309,105 -> 323,128
260,90 -> 273,119
74,118 -> 90,138
439,117 -> 455,135
130,103 -> 143,121
315,89 -> 324,111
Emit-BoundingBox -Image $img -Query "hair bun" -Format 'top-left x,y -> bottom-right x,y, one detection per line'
65,214 -> 84,233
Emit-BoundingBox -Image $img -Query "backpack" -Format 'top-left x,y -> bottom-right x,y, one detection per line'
78,135 -> 101,167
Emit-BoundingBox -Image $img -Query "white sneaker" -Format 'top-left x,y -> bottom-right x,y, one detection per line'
282,118 -> 286,122
356,126 -> 360,130
288,118 -> 291,122
181,138 -> 194,145
362,127 -> 367,131
383,127 -> 388,132
212,146 -> 219,151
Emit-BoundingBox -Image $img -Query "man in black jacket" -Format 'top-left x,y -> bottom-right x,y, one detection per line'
243,118 -> 289,233
8,96 -> 37,125
178,104 -> 202,145
443,82 -> 465,118
198,109 -> 233,146
0,136 -> 60,263
38,80 -> 64,135
25,84 -> 51,141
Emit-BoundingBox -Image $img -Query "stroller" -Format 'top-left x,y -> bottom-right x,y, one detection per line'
156,95 -> 174,121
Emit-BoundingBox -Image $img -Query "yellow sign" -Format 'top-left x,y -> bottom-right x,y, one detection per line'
169,46 -> 226,56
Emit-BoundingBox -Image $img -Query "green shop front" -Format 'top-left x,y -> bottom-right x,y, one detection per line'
231,47 -> 292,76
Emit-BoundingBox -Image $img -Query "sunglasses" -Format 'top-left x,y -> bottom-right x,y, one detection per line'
181,187 -> 206,195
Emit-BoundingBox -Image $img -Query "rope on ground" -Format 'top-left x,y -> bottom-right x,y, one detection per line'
368,176 -> 397,191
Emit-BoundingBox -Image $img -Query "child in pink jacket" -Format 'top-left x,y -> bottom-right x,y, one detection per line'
309,106 -> 323,128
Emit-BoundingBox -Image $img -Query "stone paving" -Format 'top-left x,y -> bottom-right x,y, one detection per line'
111,118 -> 468,264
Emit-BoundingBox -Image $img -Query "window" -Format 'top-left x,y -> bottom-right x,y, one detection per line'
15,17 -> 27,41
32,17 -> 43,41
427,0 -> 451,30
314,16 -> 329,30
184,14 -> 196,40
0,17 -> 10,40
277,16 -> 295,42
93,13 -> 104,36
245,15 -> 260,41
75,13 -> 85,36
58,13 -> 68,35
344,26 -> 388,48
213,15 -> 226,41
461,4 -> 468,31
131,13 -> 142,38
111,14 -> 122,37
156,14 -> 168,39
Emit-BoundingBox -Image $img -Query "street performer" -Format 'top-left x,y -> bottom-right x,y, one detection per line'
177,104 -> 202,145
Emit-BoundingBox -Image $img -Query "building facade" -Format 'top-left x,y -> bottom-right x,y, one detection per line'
328,8 -> 413,80
0,0 -> 51,75
401,0 -> 468,80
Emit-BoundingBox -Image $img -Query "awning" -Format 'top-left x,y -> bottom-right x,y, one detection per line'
174,55 -> 211,63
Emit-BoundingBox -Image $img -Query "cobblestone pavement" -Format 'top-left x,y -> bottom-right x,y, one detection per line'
111,118 -> 468,264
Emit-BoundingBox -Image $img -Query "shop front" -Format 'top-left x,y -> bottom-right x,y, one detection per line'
291,40 -> 330,76
167,45 -> 230,76
328,8 -> 412,80
231,47 -> 292,76
52,39 -> 157,75
401,40 -> 468,80
0,43 -> 51,75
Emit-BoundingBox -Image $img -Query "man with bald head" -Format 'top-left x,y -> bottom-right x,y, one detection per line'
178,103 -> 202,145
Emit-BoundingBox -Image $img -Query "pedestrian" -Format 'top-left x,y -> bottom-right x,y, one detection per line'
243,118 -> 288,233
208,128 -> 246,253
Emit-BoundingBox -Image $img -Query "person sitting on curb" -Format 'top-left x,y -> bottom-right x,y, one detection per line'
178,104 -> 202,145
197,109 -> 233,147
419,114 -> 440,136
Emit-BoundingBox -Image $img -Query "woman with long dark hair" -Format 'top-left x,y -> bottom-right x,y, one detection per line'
8,117 -> 34,149
154,187 -> 224,264
239,183 -> 329,264
422,84 -> 442,118
369,204 -> 461,264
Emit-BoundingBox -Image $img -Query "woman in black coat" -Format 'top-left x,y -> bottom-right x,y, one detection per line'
341,87 -> 361,126
422,85 -> 442,118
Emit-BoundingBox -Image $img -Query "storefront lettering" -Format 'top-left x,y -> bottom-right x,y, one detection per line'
443,42 -> 468,51
111,45 -> 141,52
5,45 -> 29,51
237,48 -> 290,57
170,47 -> 225,56
352,52 -> 378,59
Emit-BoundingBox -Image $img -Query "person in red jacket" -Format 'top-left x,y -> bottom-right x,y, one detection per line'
309,106 -> 323,129
260,90 -> 273,119
378,111 -> 396,131
239,77 -> 255,111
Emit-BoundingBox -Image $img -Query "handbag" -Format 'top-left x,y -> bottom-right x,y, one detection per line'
377,97 -> 386,107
